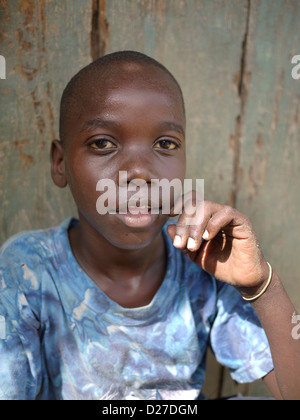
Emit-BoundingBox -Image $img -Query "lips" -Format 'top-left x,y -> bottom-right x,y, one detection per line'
115,201 -> 162,214
126,205 -> 152,215
113,203 -> 164,228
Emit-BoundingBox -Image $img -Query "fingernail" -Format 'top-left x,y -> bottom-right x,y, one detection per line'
187,237 -> 196,250
202,230 -> 209,240
173,235 -> 182,247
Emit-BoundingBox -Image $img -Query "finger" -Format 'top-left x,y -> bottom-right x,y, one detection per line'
184,201 -> 227,251
202,206 -> 245,241
166,224 -> 176,242
170,193 -> 196,248
183,200 -> 207,251
167,224 -> 190,256
172,215 -> 192,250
173,200 -> 214,251
173,194 -> 207,249
170,190 -> 193,217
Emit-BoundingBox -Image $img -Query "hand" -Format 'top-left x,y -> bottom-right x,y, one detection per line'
167,193 -> 270,289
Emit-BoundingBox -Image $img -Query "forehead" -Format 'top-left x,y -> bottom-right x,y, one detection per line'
80,62 -> 184,116
86,61 -> 181,94
62,62 -> 186,142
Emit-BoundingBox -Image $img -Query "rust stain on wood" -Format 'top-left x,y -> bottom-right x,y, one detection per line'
0,0 -> 9,43
19,0 -> 35,25
13,139 -> 35,172
91,0 -> 110,60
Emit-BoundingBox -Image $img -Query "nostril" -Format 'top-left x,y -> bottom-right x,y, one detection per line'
127,178 -> 148,187
117,170 -> 153,187
118,170 -> 129,187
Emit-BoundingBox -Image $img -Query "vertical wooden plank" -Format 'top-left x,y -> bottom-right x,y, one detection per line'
0,0 -> 92,244
105,0 -> 248,205
105,0 -> 252,399
236,0 -> 300,312
104,0 -> 255,400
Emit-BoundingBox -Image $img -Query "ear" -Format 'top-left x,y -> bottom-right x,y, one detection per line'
50,139 -> 68,188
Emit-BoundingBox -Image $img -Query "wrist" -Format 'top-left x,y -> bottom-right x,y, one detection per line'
238,262 -> 273,302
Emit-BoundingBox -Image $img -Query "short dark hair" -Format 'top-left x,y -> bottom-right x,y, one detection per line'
59,51 -> 185,143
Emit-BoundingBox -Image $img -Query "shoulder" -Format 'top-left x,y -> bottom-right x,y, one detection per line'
0,218 -> 75,324
0,218 -> 74,289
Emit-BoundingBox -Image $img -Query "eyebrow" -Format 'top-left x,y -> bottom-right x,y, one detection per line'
157,122 -> 185,136
80,118 -> 120,133
80,118 -> 185,136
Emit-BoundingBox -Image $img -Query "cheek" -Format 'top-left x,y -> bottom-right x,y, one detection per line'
161,158 -> 186,183
65,156 -> 108,212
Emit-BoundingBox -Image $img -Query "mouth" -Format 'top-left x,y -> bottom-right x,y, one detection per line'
118,204 -> 161,214
114,199 -> 163,214
113,204 -> 164,228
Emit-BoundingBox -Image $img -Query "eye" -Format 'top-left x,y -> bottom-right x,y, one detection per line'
154,139 -> 179,150
89,139 -> 117,150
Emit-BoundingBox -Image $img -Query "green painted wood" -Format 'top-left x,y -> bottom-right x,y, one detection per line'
0,0 -> 92,242
236,0 -> 300,312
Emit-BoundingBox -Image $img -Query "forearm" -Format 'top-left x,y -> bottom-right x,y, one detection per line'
242,272 -> 300,400
170,199 -> 300,398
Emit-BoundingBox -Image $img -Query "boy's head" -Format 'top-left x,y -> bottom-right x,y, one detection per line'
59,51 -> 186,144
51,51 -> 187,249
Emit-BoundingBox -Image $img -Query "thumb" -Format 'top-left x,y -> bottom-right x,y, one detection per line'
166,224 -> 176,243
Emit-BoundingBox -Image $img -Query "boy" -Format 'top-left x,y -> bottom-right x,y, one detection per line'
0,51 -> 299,400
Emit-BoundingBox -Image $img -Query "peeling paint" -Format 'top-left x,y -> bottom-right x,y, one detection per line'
19,0 -> 35,26
0,0 -> 10,24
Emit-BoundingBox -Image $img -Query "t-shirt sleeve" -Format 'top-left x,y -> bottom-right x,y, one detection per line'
209,281 -> 274,383
0,234 -> 42,400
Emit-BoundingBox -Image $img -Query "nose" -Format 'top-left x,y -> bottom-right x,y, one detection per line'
117,148 -> 154,186
116,151 -> 155,210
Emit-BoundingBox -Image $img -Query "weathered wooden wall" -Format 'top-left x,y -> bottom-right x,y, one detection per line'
1,0 -> 300,399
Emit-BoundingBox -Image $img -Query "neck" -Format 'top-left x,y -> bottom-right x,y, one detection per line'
68,215 -> 166,282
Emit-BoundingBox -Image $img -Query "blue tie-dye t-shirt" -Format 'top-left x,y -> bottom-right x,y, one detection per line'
0,217 -> 273,400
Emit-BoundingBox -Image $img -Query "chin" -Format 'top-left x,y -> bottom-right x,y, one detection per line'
99,213 -> 169,250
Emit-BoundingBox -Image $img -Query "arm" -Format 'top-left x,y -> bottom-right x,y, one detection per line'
167,197 -> 300,400
249,272 -> 300,400
0,302 -> 42,400
0,237 -> 42,400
